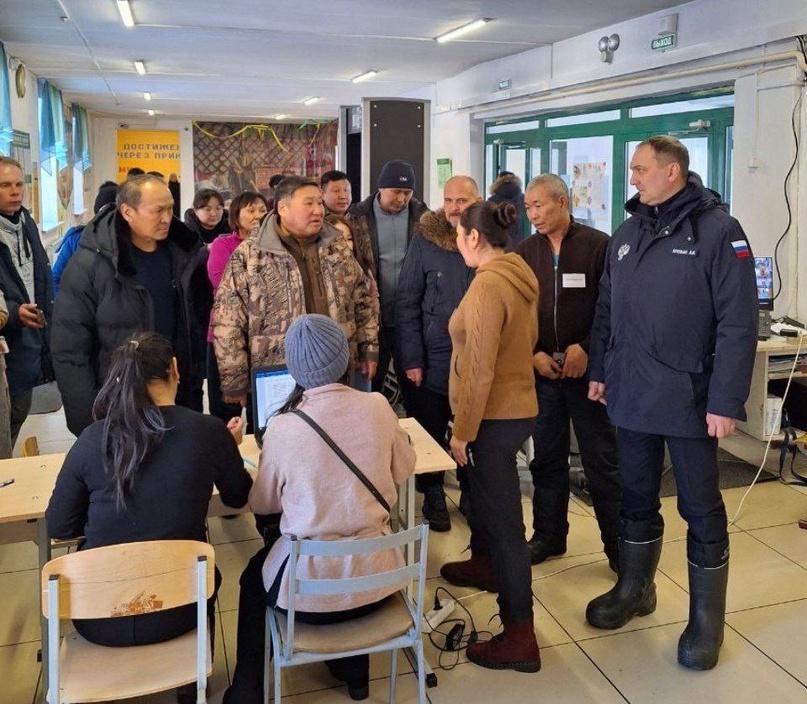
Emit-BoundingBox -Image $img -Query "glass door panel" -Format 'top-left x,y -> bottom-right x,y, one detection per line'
550,136 -> 613,234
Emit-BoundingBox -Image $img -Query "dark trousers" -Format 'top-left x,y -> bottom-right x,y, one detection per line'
9,387 -> 33,450
617,428 -> 727,546
529,379 -> 621,555
227,545 -> 382,703
468,417 -> 536,622
206,342 -> 242,423
372,326 -> 415,414
408,385 -> 451,491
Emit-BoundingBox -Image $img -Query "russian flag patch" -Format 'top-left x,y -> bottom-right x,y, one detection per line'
731,240 -> 750,258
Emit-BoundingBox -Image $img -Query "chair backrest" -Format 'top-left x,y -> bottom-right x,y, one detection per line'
284,524 -> 429,657
22,435 -> 39,457
41,540 -> 215,620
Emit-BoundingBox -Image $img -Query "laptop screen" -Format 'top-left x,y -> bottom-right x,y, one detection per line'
754,256 -> 773,310
251,366 -> 297,435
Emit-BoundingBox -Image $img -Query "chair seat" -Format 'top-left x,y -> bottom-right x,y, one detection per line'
275,593 -> 414,655
52,628 -> 212,703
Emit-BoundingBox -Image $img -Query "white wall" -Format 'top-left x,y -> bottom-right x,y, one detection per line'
429,0 -> 807,317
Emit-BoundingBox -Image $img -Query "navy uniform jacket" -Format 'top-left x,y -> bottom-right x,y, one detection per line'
588,175 -> 758,438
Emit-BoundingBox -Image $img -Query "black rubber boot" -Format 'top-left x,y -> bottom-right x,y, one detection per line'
586,518 -> 664,629
422,486 -> 451,532
678,537 -> 729,670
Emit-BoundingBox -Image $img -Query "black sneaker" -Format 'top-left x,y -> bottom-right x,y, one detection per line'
422,487 -> 451,532
527,537 -> 566,565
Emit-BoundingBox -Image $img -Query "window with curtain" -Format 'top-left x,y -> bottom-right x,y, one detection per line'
0,41 -> 12,156
38,77 -> 66,175
72,105 -> 91,172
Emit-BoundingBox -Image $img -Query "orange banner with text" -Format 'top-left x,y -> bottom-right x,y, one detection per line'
116,130 -> 181,180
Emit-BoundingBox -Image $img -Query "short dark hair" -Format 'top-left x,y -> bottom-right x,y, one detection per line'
274,176 -> 320,205
269,174 -> 285,190
116,174 -> 166,209
321,170 -> 349,188
126,167 -> 145,178
641,135 -> 690,175
459,201 -> 517,249
228,191 -> 268,231
193,188 -> 224,210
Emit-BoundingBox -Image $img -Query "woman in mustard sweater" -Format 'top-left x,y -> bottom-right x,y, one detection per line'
440,200 -> 541,673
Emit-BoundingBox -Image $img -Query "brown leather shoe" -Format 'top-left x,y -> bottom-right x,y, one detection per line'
440,554 -> 498,592
467,620 -> 541,672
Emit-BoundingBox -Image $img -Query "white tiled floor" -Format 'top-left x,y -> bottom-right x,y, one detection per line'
3,408 -> 807,703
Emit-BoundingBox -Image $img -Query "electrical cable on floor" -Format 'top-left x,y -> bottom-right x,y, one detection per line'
425,586 -> 494,669
729,333 -> 804,524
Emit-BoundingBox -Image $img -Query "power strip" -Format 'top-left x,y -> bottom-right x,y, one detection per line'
421,598 -> 456,634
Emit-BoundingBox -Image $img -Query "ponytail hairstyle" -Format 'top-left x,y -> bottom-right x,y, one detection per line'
92,333 -> 175,509
458,200 -> 517,249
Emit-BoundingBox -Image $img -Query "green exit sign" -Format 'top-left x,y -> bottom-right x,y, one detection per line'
651,34 -> 676,51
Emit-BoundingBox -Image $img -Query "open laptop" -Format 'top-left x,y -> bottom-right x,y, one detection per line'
251,365 -> 297,445
755,256 -> 773,340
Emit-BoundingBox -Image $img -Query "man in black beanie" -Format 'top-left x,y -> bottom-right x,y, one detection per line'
350,160 -> 428,400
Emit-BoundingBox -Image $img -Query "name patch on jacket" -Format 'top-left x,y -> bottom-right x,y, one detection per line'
731,240 -> 750,258
671,248 -> 698,256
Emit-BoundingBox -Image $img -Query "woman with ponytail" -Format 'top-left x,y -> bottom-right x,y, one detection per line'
439,201 -> 542,673
46,332 -> 252,650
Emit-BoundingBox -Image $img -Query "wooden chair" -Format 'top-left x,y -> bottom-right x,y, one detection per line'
264,523 -> 429,704
41,540 -> 214,704
21,435 -> 39,457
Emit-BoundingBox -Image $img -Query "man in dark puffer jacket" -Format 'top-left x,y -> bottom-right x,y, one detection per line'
52,174 -> 209,436
395,175 -> 479,531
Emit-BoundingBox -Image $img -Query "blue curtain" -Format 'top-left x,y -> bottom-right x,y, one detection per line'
38,77 -> 65,174
72,105 -> 91,172
0,42 -> 12,156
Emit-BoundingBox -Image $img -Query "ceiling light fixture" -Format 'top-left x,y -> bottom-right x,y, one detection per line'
147,109 -> 155,116
143,91 -> 152,101
352,70 -> 378,83
274,114 -> 287,120
133,60 -> 146,75
116,0 -> 135,28
302,96 -> 320,106
435,18 -> 491,44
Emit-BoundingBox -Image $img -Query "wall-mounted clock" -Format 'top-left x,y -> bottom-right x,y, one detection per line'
15,64 -> 26,99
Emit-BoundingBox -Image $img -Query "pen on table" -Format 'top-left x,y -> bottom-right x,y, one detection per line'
0,478 -> 14,489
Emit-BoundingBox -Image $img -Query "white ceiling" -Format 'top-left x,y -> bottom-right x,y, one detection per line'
1,0 -> 687,122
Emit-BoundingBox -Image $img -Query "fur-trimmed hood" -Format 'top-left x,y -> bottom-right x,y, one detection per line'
489,173 -> 523,201
418,209 -> 458,252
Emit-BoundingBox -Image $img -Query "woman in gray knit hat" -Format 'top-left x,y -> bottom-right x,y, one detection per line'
224,314 -> 416,703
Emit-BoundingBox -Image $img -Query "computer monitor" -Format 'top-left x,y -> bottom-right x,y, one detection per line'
251,365 -> 297,442
755,256 -> 773,310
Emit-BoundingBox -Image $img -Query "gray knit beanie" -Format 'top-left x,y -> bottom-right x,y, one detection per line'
284,314 -> 349,389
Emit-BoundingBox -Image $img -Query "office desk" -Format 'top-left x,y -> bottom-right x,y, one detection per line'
0,416 -> 453,696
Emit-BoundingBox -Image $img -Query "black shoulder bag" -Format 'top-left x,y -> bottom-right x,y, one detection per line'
291,409 -> 391,513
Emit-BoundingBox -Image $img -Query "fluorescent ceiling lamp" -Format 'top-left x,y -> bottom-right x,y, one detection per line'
352,70 -> 378,83
302,96 -> 320,106
147,109 -> 155,116
133,60 -> 146,75
143,91 -> 152,101
436,18 -> 491,43
116,0 -> 135,27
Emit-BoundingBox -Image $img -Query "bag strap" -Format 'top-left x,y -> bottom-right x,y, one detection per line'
291,409 -> 391,513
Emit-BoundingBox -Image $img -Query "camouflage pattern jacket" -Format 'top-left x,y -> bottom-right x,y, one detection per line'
212,214 -> 379,397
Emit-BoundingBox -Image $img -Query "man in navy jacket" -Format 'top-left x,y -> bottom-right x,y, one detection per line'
0,157 -> 53,448
586,136 -> 757,671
